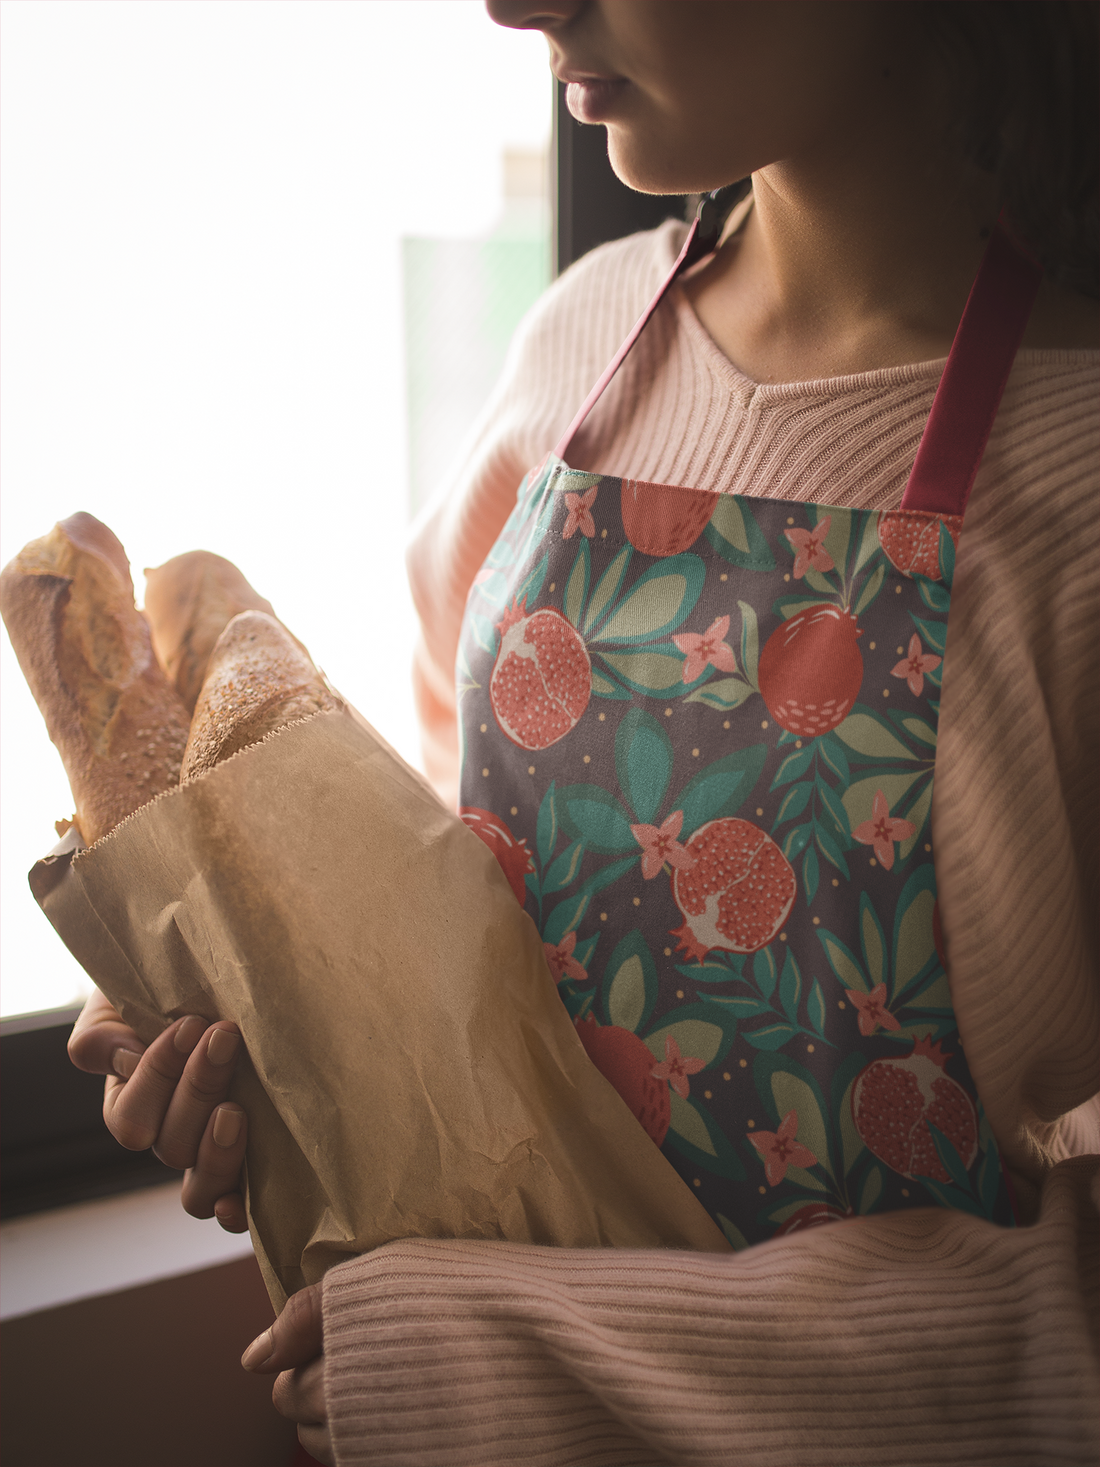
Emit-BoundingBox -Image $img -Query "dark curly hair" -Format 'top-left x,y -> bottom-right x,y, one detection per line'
930,0 -> 1099,297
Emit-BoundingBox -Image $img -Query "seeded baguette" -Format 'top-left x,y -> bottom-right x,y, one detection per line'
144,550 -> 280,714
181,610 -> 340,782
0,513 -> 190,844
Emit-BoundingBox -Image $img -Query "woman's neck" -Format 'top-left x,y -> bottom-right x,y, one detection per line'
685,120 -> 1097,385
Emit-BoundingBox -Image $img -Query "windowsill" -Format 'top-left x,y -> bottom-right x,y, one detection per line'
0,1178 -> 254,1319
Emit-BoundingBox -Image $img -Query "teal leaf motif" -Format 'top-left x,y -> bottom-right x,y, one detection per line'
774,596 -> 826,622
817,929 -> 869,993
469,613 -> 499,658
938,521 -> 956,589
859,1166 -> 883,1215
852,512 -> 883,577
594,554 -> 706,644
770,1070 -> 832,1180
910,614 -> 947,657
812,505 -> 852,579
753,947 -> 778,1001
541,892 -> 590,946
704,497 -> 776,571
514,551 -> 549,611
645,1006 -> 737,1066
778,948 -> 803,1023
677,744 -> 768,836
814,824 -> 850,878
562,540 -> 590,628
859,893 -> 887,989
575,855 -> 639,901
615,708 -> 673,826
818,736 -> 850,784
770,744 -> 817,789
557,787 -> 638,855
917,577 -> 951,614
738,601 -> 760,690
774,781 -> 812,826
801,844 -> 819,904
807,979 -> 827,1037
543,840 -> 585,893
927,1121 -> 975,1192
854,562 -> 887,617
665,1093 -> 747,1180
583,544 -> 631,634
781,825 -> 811,862
685,677 -> 756,711
604,929 -> 657,1033
703,994 -> 770,1018
744,1022 -> 797,1051
716,1214 -> 750,1251
816,780 -> 851,840
536,781 -> 558,866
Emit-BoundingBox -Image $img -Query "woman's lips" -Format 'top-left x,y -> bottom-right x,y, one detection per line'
564,77 -> 628,125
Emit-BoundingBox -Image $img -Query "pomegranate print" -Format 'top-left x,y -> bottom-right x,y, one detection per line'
621,479 -> 719,557
852,1037 -> 978,1182
671,818 -> 796,961
757,604 -> 863,737
459,806 -> 534,906
489,599 -> 591,750
773,1202 -> 849,1236
878,511 -> 962,579
574,1015 -> 670,1146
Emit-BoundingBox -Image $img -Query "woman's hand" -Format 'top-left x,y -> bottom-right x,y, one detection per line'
243,1282 -> 332,1466
67,986 -> 250,1232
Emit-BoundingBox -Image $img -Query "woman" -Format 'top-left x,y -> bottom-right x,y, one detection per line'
70,4 -> 1098,1463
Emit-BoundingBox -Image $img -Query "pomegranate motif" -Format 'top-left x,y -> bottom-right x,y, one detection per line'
852,1037 -> 978,1182
757,604 -> 863,737
878,511 -> 962,580
489,600 -> 591,750
773,1202 -> 850,1236
460,806 -> 534,906
574,1015 -> 670,1146
620,478 -> 719,557
671,818 -> 797,961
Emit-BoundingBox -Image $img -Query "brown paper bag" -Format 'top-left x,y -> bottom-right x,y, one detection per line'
31,704 -> 728,1308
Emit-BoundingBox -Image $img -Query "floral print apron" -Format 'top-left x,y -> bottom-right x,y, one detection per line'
456,194 -> 1040,1248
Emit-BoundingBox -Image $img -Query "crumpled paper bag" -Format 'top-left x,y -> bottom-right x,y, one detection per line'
31,703 -> 728,1308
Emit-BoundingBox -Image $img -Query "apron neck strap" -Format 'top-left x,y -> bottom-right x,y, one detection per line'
553,193 -> 1042,523
552,184 -> 745,463
901,220 -> 1042,517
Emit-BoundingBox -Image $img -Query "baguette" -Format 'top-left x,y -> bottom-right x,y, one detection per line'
0,513 -> 190,845
143,550 -> 278,713
181,609 -> 340,781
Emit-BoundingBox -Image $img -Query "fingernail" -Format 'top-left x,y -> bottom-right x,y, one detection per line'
113,1048 -> 139,1080
241,1329 -> 272,1371
212,1105 -> 242,1148
207,1028 -> 240,1066
174,1015 -> 207,1054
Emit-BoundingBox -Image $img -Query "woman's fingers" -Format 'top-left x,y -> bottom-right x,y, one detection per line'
242,1283 -> 324,1373
181,1102 -> 248,1226
153,1022 -> 242,1169
102,1015 -> 235,1154
68,986 -> 146,1078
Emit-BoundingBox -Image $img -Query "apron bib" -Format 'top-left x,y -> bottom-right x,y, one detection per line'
456,196 -> 1040,1249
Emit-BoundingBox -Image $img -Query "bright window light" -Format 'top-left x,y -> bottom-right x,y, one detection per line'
0,0 -> 552,1019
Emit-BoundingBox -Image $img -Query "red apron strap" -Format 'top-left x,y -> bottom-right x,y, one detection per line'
553,187 -> 742,463
900,221 -> 1041,517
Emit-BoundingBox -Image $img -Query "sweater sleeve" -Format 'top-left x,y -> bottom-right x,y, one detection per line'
323,1154 -> 1099,1467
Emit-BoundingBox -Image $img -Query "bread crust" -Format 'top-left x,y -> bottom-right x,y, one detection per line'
0,513 -> 190,844
181,610 -> 339,782
143,551 -> 279,713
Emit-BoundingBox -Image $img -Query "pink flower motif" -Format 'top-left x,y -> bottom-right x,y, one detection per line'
543,930 -> 588,984
672,614 -> 738,683
891,633 -> 942,696
852,789 -> 916,871
650,1035 -> 706,1100
846,983 -> 901,1037
748,1110 -> 819,1187
630,810 -> 697,881
563,486 -> 598,539
784,517 -> 836,579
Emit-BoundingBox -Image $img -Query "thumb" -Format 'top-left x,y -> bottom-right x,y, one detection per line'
242,1281 -> 324,1373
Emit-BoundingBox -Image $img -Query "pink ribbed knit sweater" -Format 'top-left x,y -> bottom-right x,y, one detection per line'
323,221 -> 1099,1466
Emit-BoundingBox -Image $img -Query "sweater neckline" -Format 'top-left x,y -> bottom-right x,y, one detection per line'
655,218 -> 1099,404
